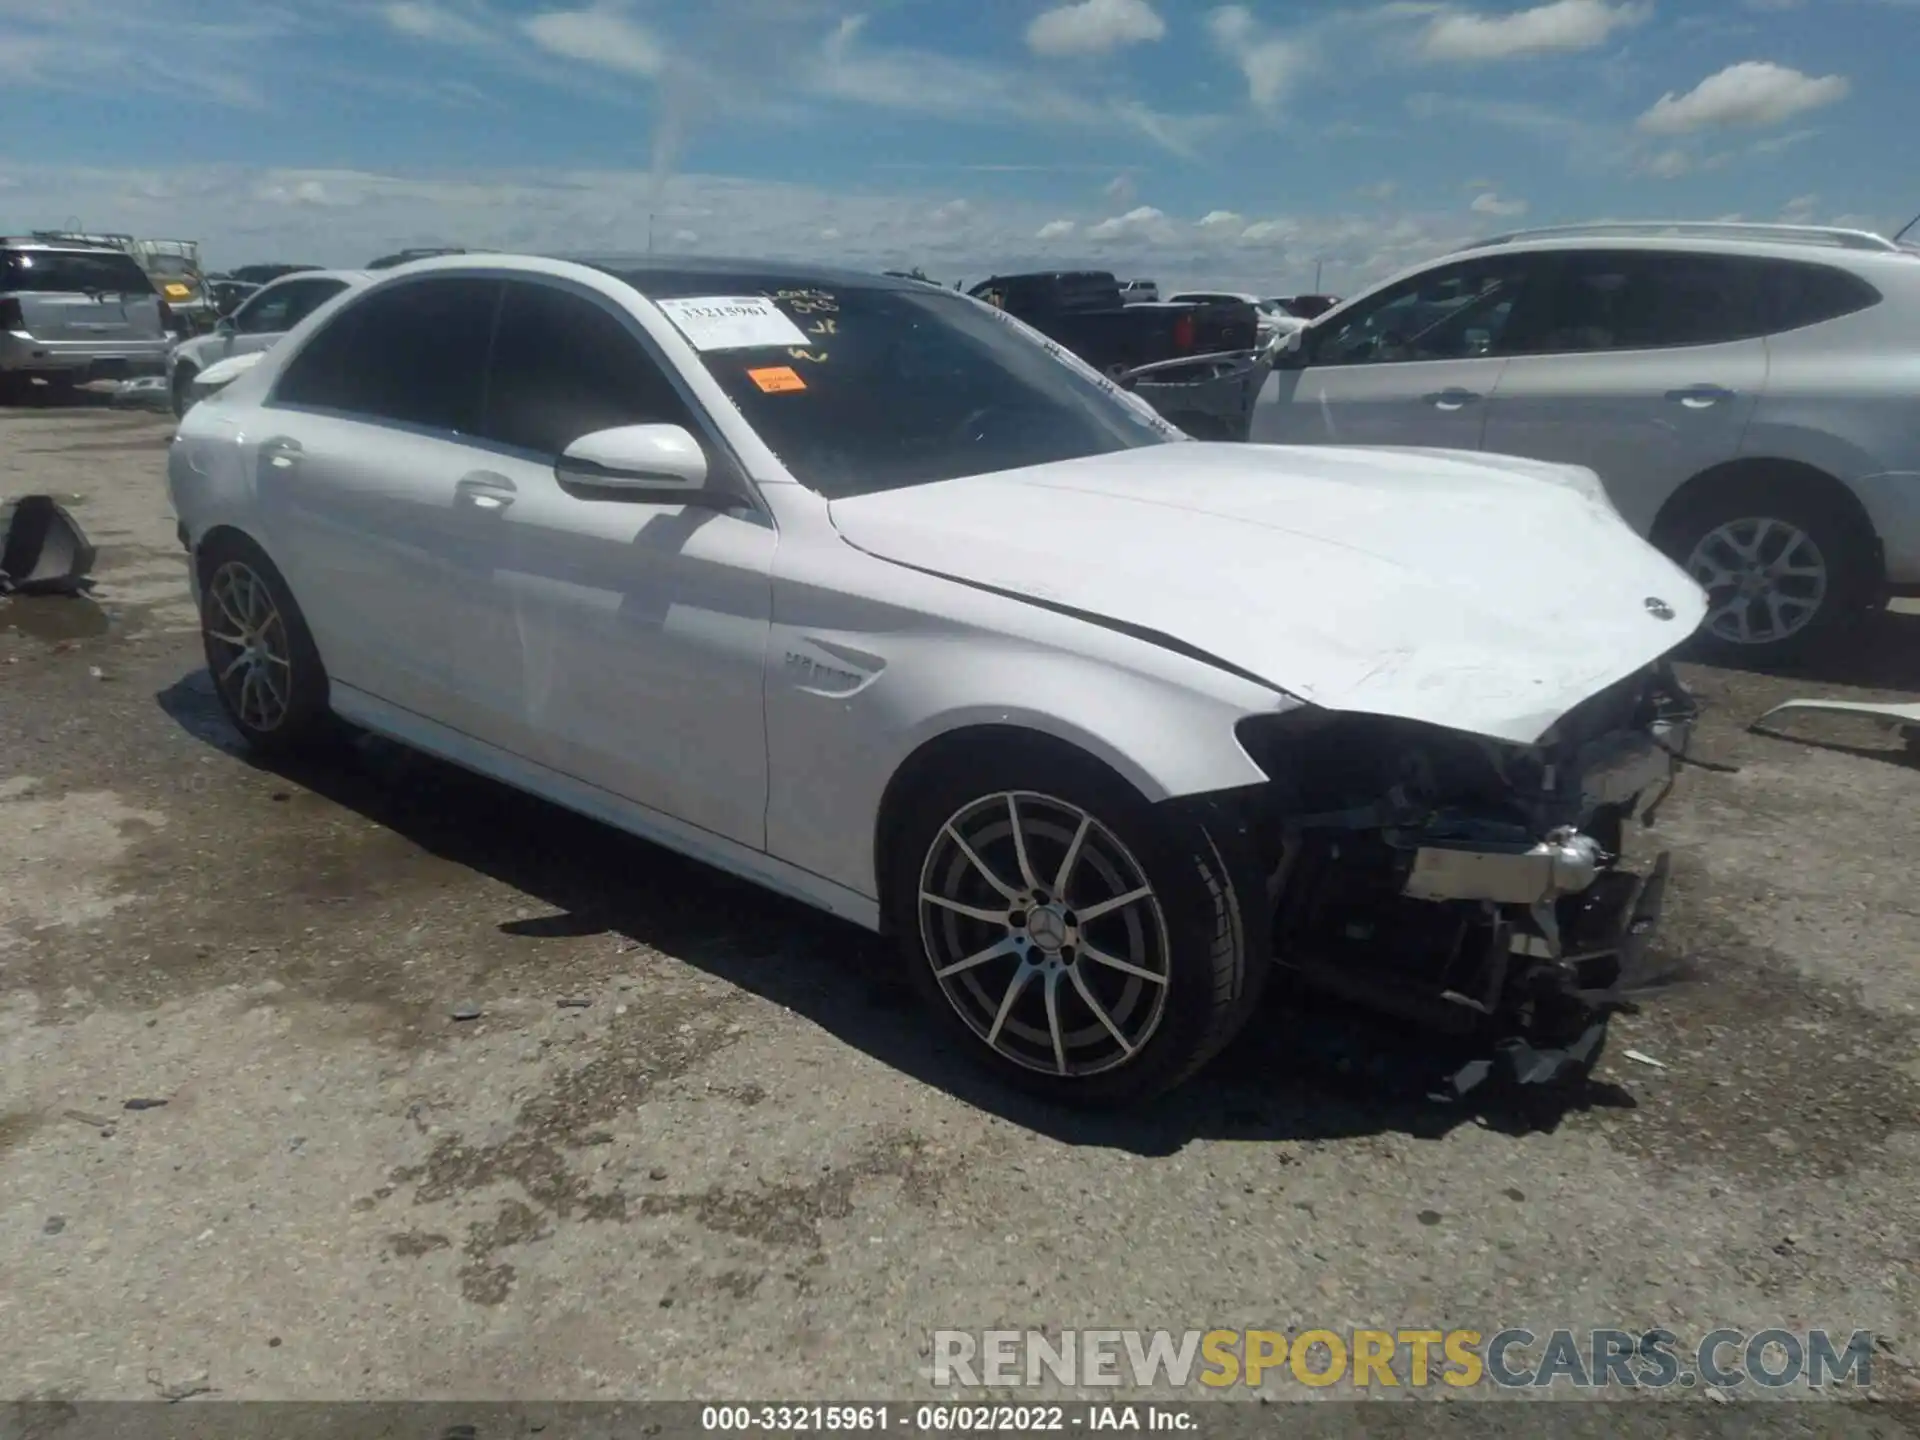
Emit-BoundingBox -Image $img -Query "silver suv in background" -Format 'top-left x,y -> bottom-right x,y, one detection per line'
1,240 -> 171,396
1253,222 -> 1920,665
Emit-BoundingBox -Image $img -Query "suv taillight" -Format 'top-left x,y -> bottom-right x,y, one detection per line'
1173,313 -> 1196,351
0,297 -> 24,333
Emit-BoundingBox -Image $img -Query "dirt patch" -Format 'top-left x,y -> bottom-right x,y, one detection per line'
639,1129 -> 942,1249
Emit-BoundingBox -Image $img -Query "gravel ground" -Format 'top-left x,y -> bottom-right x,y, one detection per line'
2,391 -> 1918,1422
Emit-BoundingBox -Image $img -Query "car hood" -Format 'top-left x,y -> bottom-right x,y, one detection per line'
826,443 -> 1708,745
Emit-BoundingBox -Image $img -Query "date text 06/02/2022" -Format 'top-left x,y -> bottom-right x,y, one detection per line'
700,1406 -> 1195,1432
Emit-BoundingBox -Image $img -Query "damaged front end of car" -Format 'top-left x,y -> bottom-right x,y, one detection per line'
1229,661 -> 1699,1095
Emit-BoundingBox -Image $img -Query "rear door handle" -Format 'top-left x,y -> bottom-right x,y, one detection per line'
455,472 -> 517,512
1666,384 -> 1735,408
260,436 -> 303,470
1423,388 -> 1481,411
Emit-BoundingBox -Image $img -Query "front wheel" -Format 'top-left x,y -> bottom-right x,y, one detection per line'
888,744 -> 1265,1106
196,534 -> 336,756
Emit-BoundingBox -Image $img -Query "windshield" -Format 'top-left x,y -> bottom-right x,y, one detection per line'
626,271 -> 1179,499
2,249 -> 154,295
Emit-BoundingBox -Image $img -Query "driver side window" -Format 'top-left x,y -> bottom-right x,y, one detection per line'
1313,257 -> 1534,367
233,285 -> 298,334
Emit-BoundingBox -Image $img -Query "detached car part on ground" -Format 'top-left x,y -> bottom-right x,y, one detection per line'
168,254 -> 1708,1106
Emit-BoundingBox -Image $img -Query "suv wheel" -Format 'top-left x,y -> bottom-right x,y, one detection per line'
1655,474 -> 1875,668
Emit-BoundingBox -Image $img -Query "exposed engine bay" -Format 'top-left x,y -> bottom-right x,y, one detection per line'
1232,662 -> 1700,1094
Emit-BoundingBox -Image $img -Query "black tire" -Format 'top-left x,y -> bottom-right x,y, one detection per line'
171,365 -> 197,419
196,532 -> 336,756
885,738 -> 1267,1107
1652,472 -> 1877,669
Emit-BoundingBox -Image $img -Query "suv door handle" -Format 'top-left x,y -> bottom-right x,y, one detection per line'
455,472 -> 517,512
1666,384 -> 1735,408
260,436 -> 303,470
1423,388 -> 1481,410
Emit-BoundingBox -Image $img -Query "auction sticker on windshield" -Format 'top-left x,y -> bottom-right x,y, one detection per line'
747,365 -> 807,393
655,296 -> 811,352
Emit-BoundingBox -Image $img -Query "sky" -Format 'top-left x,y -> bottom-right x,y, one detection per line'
2,0 -> 1915,294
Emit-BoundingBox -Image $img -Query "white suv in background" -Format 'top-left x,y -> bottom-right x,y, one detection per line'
1253,222 -> 1920,665
168,268 -> 368,417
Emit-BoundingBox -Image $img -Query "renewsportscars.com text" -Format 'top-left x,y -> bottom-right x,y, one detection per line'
929,1328 -> 1876,1391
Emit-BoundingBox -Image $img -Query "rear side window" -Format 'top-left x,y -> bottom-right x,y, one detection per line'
273,276 -> 499,433
481,281 -> 695,456
1508,252 -> 1767,354
1754,260 -> 1881,333
2,249 -> 153,295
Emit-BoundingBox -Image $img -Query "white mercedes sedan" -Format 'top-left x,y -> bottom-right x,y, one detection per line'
167,254 -> 1707,1105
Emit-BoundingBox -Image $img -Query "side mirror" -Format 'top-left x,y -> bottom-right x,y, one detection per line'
215,317 -> 235,336
555,423 -> 718,499
1273,328 -> 1310,370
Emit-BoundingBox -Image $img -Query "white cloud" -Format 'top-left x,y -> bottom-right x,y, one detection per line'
1206,5 -> 1308,112
1637,61 -> 1850,134
1197,209 -> 1245,230
929,198 -> 972,224
1469,190 -> 1528,216
522,7 -> 665,77
1419,0 -> 1650,61
1025,0 -> 1165,58
1356,180 -> 1398,201
1036,219 -> 1078,239
1642,148 -> 1694,179
1780,192 -> 1819,221
1104,174 -> 1137,205
1086,205 -> 1173,240
382,2 -> 492,45
810,15 -> 1216,156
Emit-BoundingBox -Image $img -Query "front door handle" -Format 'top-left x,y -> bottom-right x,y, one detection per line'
1666,384 -> 1735,409
455,472 -> 517,512
1423,388 -> 1481,411
260,436 -> 303,470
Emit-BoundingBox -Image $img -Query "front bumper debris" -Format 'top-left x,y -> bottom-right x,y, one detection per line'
1253,663 -> 1698,1094
1403,826 -> 1605,906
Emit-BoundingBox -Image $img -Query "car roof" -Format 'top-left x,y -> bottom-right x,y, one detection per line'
2,239 -> 140,256
259,267 -> 371,285
1449,226 -> 1920,269
379,251 -> 935,295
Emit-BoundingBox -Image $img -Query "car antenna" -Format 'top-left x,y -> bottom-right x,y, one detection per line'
1894,206 -> 1920,244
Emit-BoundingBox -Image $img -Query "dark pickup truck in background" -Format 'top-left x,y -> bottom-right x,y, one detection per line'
967,270 -> 1258,378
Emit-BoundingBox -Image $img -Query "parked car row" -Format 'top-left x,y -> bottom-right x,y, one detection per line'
168,249 -> 1712,1106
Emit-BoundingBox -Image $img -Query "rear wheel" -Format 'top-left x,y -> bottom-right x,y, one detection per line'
1654,472 -> 1876,668
887,743 -> 1265,1106
196,533 -> 336,756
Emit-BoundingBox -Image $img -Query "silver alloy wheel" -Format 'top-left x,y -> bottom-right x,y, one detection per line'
1685,516 -> 1829,648
917,791 -> 1171,1078
203,559 -> 294,732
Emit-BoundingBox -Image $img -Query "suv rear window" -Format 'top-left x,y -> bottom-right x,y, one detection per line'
1,248 -> 154,295
1755,259 -> 1881,333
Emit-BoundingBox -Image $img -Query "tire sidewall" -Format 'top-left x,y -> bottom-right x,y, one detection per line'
886,742 -> 1251,1106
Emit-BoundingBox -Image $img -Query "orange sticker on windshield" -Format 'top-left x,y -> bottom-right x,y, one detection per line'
748,365 -> 806,393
